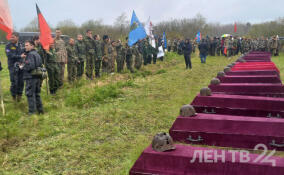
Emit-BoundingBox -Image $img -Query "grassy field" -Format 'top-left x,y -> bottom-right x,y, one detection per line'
0,45 -> 283,175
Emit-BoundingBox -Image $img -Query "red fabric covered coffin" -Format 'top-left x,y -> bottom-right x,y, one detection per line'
234,62 -> 275,66
169,114 -> 284,150
218,75 -> 281,84
191,94 -> 284,118
225,70 -> 279,77
130,144 -> 284,175
209,83 -> 284,97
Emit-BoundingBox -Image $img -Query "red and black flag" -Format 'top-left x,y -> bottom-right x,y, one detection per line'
36,4 -> 53,50
0,0 -> 13,40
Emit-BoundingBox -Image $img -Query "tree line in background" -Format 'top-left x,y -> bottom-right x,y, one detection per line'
0,13 -> 283,42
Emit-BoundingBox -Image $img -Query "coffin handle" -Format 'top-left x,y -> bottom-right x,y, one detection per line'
270,140 -> 284,148
203,108 -> 216,114
267,113 -> 282,118
186,135 -> 203,142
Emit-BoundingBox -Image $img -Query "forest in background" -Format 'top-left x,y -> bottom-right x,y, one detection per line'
0,13 -> 283,41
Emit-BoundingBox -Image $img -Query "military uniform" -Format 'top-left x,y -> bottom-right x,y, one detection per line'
54,38 -> 67,86
84,36 -> 95,79
133,44 -> 142,70
109,44 -> 116,73
271,38 -> 278,56
125,44 -> 134,73
94,40 -> 102,77
45,48 -> 60,94
115,43 -> 125,73
101,41 -> 112,74
22,49 -> 43,115
5,42 -> 24,100
75,40 -> 86,78
216,39 -> 222,56
66,44 -> 79,82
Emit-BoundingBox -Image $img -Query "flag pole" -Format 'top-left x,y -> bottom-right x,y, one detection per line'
0,77 -> 5,116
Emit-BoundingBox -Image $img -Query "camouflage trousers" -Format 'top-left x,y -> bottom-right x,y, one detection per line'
134,54 -> 142,70
116,55 -> 125,73
102,56 -> 111,74
110,56 -> 115,73
57,62 -> 65,86
46,63 -> 60,93
68,63 -> 77,82
86,55 -> 94,79
126,54 -> 134,73
95,58 -> 101,77
77,60 -> 84,78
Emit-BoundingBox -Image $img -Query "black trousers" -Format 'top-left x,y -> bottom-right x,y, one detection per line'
25,78 -> 43,114
184,54 -> 192,69
9,67 -> 24,97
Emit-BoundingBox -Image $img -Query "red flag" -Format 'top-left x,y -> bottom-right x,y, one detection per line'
36,4 -> 53,50
234,22 -> 237,33
0,0 -> 13,40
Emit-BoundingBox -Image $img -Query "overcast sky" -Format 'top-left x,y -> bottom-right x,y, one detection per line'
8,0 -> 284,30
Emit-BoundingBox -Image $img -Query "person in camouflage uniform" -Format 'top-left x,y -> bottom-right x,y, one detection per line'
33,36 -> 46,64
44,43 -> 61,94
66,38 -> 79,82
101,35 -> 113,74
54,29 -> 67,86
216,37 -> 222,56
75,34 -> 86,78
125,38 -> 134,73
232,37 -> 238,55
84,30 -> 95,80
115,40 -> 125,73
228,36 -> 233,57
167,39 -> 171,52
271,36 -> 278,56
93,35 -> 103,77
110,40 -> 116,73
224,37 -> 229,57
133,42 -> 142,70
173,39 -> 178,52
142,39 -> 149,65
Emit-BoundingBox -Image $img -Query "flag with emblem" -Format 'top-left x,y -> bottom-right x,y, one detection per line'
0,0 -> 13,40
128,10 -> 147,46
36,4 -> 53,50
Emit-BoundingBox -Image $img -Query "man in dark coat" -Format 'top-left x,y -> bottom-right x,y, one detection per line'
198,39 -> 209,63
5,32 -> 25,101
182,39 -> 192,69
21,40 -> 44,115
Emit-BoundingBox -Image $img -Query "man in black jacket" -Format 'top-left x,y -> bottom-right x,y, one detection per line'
182,39 -> 192,69
21,40 -> 43,115
198,39 -> 209,63
5,32 -> 25,101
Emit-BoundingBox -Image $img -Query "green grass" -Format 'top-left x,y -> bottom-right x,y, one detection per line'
0,45 -> 283,174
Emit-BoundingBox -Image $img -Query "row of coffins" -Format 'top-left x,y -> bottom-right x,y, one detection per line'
130,52 -> 284,174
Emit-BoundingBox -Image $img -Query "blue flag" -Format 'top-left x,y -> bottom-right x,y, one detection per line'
195,30 -> 202,43
128,11 -> 147,46
163,32 -> 167,49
